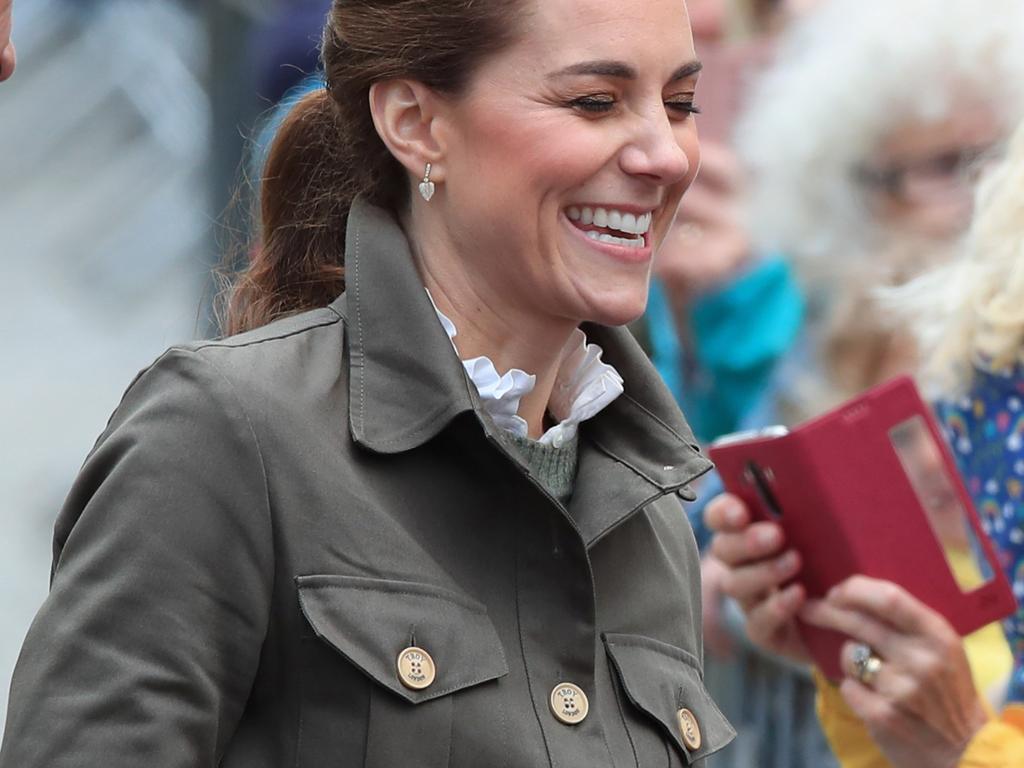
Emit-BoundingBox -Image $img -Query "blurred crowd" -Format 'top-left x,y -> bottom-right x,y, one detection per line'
4,0 -> 1024,764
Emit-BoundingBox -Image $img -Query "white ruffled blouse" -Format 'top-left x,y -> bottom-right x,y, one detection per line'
427,292 -> 625,448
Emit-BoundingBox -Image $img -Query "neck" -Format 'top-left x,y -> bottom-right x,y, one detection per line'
404,207 -> 579,440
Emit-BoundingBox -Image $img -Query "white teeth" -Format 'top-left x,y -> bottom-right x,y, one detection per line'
623,211 -> 652,235
566,205 -> 653,235
584,230 -> 645,249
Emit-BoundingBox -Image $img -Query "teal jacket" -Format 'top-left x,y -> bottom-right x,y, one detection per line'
645,256 -> 804,444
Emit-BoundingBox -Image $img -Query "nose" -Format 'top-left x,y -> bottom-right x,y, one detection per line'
619,110 -> 695,185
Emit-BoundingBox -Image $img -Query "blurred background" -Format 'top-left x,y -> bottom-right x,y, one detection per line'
3,0 -> 1023,764
0,0 -> 277,731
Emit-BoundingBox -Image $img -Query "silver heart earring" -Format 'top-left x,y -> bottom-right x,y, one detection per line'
418,163 -> 436,202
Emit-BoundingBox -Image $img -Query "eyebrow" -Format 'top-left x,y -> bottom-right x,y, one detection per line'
547,59 -> 703,82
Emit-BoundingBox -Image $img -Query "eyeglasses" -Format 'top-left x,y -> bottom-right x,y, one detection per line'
854,143 -> 1002,205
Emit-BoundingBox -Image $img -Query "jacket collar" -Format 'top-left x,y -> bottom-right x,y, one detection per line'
335,197 -> 475,453
334,198 -> 712,536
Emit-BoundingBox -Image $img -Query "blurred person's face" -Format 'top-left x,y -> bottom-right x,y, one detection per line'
891,417 -> 970,552
755,0 -> 821,34
779,0 -> 821,19
433,0 -> 702,328
687,0 -> 729,44
857,104 -> 1004,241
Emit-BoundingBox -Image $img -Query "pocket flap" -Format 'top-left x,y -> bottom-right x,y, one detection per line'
604,633 -> 736,764
297,574 -> 509,704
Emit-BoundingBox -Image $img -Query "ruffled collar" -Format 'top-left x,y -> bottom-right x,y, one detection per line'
427,292 -> 624,447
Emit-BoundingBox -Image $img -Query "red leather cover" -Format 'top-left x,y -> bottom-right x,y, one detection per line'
709,376 -> 1015,679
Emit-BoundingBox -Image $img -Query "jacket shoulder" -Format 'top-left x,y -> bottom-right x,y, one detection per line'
187,305 -> 343,354
166,304 -> 346,393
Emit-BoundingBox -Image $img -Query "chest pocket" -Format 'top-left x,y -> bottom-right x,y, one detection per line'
296,574 -> 509,768
604,633 -> 736,766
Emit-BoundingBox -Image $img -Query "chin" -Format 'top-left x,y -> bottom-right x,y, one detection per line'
577,286 -> 650,328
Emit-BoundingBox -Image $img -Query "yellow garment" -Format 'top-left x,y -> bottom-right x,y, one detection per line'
959,705 -> 1024,767
815,671 -> 891,768
815,548 -> 1015,767
818,681 -> 1024,768
948,548 -> 1014,702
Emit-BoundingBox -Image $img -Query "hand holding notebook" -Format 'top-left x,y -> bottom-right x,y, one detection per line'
708,376 -> 1015,679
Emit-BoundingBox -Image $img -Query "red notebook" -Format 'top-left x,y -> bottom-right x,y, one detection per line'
709,376 -> 1015,679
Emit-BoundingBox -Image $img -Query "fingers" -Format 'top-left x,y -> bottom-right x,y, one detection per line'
706,495 -> 793,604
827,576 -> 948,638
744,582 -> 805,646
838,676 -> 909,736
704,493 -> 750,532
838,641 -> 914,704
800,598 -> 896,657
837,641 -> 933,716
709,518 -> 785,563
806,575 -> 959,711
719,548 -> 801,606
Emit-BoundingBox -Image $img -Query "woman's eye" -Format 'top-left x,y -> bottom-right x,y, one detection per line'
666,98 -> 701,116
570,95 -> 616,113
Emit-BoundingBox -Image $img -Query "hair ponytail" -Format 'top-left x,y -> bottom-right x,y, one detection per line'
223,0 -> 522,335
226,90 -> 349,335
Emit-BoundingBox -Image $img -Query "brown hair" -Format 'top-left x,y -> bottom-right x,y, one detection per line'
224,1 -> 523,335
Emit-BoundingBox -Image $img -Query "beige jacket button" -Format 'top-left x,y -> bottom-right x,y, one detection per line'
397,647 -> 436,690
677,708 -> 702,750
550,682 -> 589,725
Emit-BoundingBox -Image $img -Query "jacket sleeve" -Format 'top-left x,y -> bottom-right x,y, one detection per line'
0,348 -> 274,768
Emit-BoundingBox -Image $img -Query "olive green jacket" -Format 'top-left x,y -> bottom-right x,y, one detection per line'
1,199 -> 734,767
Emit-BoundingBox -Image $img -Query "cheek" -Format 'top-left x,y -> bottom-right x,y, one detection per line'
681,129 -> 702,190
454,104 -> 617,200
883,198 -> 970,241
463,111 -> 544,169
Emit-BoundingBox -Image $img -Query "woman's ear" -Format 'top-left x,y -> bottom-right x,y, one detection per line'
369,79 -> 448,184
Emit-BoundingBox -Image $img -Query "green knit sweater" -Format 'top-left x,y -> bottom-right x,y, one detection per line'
501,431 -> 580,507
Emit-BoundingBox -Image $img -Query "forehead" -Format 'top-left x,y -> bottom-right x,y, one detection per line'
510,0 -> 695,71
880,103 -> 1004,160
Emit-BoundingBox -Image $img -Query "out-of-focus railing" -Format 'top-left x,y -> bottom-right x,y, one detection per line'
0,0 -> 212,732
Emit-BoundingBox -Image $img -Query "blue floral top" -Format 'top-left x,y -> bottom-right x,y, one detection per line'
936,364 -> 1024,703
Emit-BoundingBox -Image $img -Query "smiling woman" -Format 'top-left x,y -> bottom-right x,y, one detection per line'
0,1 -> 733,767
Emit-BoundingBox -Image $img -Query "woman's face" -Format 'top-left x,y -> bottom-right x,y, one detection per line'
435,0 -> 701,329
862,104 -> 1004,241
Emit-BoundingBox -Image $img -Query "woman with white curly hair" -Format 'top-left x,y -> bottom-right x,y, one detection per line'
694,3 -> 1024,766
735,0 -> 1024,421
708,114 -> 1024,768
